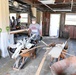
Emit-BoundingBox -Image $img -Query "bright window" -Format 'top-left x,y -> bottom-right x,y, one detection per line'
65,13 -> 76,25
20,13 -> 28,23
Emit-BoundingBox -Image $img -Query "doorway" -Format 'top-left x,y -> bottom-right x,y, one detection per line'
49,14 -> 60,38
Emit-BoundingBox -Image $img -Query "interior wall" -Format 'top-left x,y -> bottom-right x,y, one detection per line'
59,12 -> 76,39
64,25 -> 76,39
64,25 -> 74,38
42,12 -> 65,37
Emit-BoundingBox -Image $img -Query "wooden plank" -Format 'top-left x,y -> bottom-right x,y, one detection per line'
35,48 -> 51,75
10,29 -> 29,34
35,41 -> 51,75
35,55 -> 46,75
20,45 -> 45,55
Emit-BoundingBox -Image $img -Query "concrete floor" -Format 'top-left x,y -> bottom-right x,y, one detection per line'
0,37 -> 76,75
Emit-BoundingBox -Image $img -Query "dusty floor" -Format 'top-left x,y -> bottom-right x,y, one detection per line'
0,37 -> 76,75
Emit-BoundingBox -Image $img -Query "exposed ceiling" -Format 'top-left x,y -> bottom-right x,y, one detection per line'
9,0 -> 30,12
9,0 -> 76,12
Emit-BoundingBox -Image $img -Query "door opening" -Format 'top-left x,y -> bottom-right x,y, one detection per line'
49,14 -> 60,38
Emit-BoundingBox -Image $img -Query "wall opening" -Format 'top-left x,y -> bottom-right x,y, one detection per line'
49,14 -> 60,38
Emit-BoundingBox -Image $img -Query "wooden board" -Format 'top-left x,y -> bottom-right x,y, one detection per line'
35,55 -> 46,75
48,44 -> 64,58
10,29 -> 29,34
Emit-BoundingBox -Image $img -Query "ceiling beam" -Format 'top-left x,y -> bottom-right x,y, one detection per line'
14,0 -> 76,12
15,0 -> 46,11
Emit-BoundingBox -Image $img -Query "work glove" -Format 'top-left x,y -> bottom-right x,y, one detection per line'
28,34 -> 30,37
40,36 -> 43,41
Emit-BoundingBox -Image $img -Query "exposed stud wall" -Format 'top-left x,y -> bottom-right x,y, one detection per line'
42,12 -> 50,36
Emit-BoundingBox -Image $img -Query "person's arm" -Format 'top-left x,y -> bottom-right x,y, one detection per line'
28,29 -> 31,36
39,24 -> 42,40
39,24 -> 42,36
40,29 -> 42,36
28,25 -> 31,36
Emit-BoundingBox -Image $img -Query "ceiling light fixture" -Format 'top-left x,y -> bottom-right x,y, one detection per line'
13,1 -> 19,8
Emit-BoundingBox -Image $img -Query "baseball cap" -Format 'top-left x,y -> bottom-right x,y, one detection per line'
32,16 -> 36,21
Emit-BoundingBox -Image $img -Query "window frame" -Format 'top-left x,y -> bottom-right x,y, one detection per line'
65,13 -> 76,26
20,13 -> 28,23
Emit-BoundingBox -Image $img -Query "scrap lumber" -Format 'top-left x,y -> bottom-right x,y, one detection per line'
35,49 -> 52,75
20,45 -> 45,55
48,38 -> 70,58
10,29 -> 29,34
35,55 -> 46,75
35,41 -> 52,75
35,38 -> 70,75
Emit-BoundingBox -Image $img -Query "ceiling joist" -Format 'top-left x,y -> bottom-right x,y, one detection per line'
9,0 -> 76,12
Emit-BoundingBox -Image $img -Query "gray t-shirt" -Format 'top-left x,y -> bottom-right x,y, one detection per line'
29,23 -> 40,40
29,23 -> 40,35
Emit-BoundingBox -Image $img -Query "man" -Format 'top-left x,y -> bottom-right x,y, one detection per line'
29,17 -> 42,41
16,15 -> 21,30
12,16 -> 17,28
9,17 -> 12,28
28,17 -> 42,58
16,15 -> 21,26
